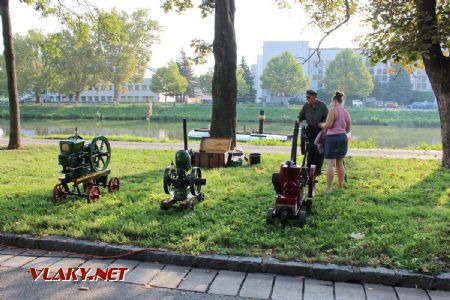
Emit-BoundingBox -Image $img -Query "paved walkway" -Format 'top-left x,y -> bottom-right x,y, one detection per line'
1,246 -> 448,300
0,138 -> 442,160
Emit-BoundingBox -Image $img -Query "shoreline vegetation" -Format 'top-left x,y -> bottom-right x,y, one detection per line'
0,145 -> 448,274
0,103 -> 441,128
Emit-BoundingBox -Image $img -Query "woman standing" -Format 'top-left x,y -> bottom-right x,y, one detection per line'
319,91 -> 351,192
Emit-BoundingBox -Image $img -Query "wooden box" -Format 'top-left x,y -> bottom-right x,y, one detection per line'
194,137 -> 232,168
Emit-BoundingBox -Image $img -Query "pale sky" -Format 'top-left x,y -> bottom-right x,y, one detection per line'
9,0 -> 365,74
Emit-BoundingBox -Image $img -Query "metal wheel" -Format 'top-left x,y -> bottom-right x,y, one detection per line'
108,177 -> 120,193
87,186 -> 101,203
89,136 -> 111,172
297,210 -> 306,227
266,208 -> 275,224
308,165 -> 316,198
189,167 -> 204,196
52,184 -> 67,203
163,166 -> 174,194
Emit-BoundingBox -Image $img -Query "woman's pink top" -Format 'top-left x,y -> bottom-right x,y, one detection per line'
326,107 -> 350,135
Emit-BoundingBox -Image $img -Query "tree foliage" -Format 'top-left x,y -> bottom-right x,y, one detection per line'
261,51 -> 309,96
177,49 -> 197,99
384,67 -> 413,105
240,56 -> 256,102
323,48 -> 373,99
150,62 -> 188,101
198,69 -> 213,96
236,65 -> 250,101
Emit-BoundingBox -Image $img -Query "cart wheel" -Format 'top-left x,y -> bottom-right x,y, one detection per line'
52,184 -> 67,203
267,208 -> 275,224
160,200 -> 169,210
297,210 -> 306,227
87,186 -> 101,203
108,177 -> 120,193
308,165 -> 316,198
163,166 -> 174,194
190,167 -> 204,196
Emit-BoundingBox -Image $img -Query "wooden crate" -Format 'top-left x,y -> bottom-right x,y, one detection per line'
194,137 -> 232,168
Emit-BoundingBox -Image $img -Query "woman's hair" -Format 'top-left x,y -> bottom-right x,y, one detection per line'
333,91 -> 345,103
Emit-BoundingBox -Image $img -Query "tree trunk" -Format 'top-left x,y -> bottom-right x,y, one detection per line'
75,91 -> 81,103
415,0 -> 450,168
0,0 -> 20,149
113,82 -> 120,104
210,0 -> 237,149
35,93 -> 41,104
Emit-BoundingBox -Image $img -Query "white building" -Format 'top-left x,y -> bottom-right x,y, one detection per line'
253,41 -> 433,103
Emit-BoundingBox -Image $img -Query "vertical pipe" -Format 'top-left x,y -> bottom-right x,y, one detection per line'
291,120 -> 299,164
183,118 -> 188,150
258,110 -> 265,134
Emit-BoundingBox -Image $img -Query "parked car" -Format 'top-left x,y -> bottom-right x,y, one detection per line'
384,101 -> 399,108
352,99 -> 363,107
409,102 -> 437,109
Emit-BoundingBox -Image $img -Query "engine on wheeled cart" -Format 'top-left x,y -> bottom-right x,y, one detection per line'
52,128 -> 120,203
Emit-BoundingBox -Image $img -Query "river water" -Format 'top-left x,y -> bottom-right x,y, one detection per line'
0,119 -> 442,148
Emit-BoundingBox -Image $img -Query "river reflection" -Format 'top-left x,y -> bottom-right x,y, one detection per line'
0,119 -> 442,148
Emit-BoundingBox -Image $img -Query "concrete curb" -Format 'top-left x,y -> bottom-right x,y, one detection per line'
1,233 -> 448,291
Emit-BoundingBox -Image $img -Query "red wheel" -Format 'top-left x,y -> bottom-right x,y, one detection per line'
108,177 -> 120,193
52,184 -> 67,203
87,186 -> 101,203
308,165 -> 316,198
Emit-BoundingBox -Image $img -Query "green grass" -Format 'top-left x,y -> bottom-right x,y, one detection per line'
0,103 -> 441,127
0,145 -> 448,274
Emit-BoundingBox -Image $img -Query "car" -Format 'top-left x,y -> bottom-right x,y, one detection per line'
352,100 -> 363,107
409,102 -> 437,109
384,101 -> 399,108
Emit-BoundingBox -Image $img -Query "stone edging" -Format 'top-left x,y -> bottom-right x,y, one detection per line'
1,233 -> 448,291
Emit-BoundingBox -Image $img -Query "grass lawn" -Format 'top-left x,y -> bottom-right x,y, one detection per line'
0,145 -> 448,274
0,103 -> 441,127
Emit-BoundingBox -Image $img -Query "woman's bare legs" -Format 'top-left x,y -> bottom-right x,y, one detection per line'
326,159 -> 336,192
336,158 -> 346,189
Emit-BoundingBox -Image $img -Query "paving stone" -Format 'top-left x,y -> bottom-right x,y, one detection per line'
0,255 -> 14,263
0,255 -> 37,268
428,290 -> 450,300
178,268 -> 217,293
239,273 -> 273,299
78,258 -> 114,270
435,273 -> 450,290
47,258 -> 86,273
208,270 -> 246,296
271,275 -> 303,300
150,265 -> 190,289
21,256 -> 63,270
42,251 -> 69,257
20,249 -> 48,256
0,247 -> 26,255
123,262 -> 163,284
335,282 -> 365,300
303,278 -> 334,300
395,287 -> 430,300
108,259 -> 141,271
364,283 -> 397,300
357,266 -> 398,285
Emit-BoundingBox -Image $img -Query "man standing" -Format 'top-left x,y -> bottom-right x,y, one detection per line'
298,90 -> 328,175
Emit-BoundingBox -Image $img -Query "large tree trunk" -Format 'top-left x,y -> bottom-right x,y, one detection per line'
210,0 -> 237,149
113,82 -> 120,104
415,0 -> 450,168
35,93 -> 41,104
0,0 -> 20,149
75,91 -> 81,103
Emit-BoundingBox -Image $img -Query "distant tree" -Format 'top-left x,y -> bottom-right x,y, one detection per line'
177,49 -> 197,102
236,65 -> 250,102
411,91 -> 436,103
260,51 -> 309,97
323,49 -> 373,99
198,69 -> 213,96
46,20 -> 101,102
95,8 -> 160,104
240,56 -> 256,102
370,79 -> 385,101
150,62 -> 188,102
384,68 -> 413,105
317,88 -> 332,103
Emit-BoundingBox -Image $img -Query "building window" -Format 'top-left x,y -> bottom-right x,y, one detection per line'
142,85 -> 147,90
101,96 -> 106,101
135,85 -> 139,90
127,96 -> 133,101
88,96 -> 93,101
108,96 -> 113,102
135,96 -> 139,101
121,96 -> 126,101
94,96 -> 99,102
81,96 -> 86,101
128,85 -> 133,91
109,85 -> 113,90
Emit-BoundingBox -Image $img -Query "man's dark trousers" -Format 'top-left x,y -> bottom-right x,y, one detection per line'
305,126 -> 324,175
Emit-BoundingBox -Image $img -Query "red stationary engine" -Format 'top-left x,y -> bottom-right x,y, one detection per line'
267,120 -> 316,226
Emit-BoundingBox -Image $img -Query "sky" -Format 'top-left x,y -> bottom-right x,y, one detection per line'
9,0 -> 366,74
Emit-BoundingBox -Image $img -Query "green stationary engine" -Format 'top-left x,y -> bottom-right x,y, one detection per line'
161,119 -> 206,210
52,128 -> 120,203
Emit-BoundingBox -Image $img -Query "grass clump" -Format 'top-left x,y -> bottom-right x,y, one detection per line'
0,145 -> 448,274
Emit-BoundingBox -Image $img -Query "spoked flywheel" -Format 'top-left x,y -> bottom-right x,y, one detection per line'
189,167 -> 205,196
89,136 -> 111,172
163,166 -> 174,194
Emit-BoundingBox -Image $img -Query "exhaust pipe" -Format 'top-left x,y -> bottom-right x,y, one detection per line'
290,120 -> 299,164
183,118 -> 188,150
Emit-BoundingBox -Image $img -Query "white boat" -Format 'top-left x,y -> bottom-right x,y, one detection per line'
188,128 -> 291,142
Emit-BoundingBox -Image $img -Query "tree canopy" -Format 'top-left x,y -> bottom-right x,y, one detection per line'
198,69 -> 213,96
261,51 -> 309,97
323,48 -> 373,99
150,62 -> 188,101
384,68 -> 413,105
240,57 -> 256,102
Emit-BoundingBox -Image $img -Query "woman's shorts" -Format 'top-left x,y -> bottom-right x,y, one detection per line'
324,133 -> 348,159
